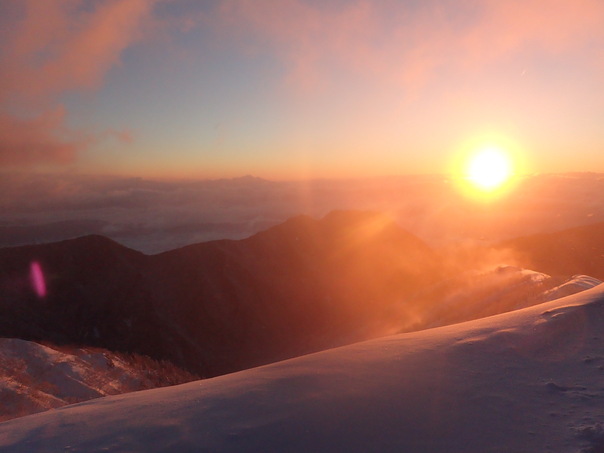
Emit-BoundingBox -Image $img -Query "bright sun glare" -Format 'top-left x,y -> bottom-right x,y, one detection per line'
465,146 -> 512,191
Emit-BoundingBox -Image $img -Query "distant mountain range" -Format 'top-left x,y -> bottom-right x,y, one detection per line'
0,212 -> 602,381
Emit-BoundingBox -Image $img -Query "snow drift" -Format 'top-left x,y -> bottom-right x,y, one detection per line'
1,284 -> 603,452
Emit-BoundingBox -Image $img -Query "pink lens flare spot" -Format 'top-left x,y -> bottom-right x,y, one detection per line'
30,261 -> 47,298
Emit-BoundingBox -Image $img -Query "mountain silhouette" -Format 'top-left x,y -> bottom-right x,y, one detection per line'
0,211 -> 440,377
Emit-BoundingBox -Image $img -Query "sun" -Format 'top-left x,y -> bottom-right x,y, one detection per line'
465,146 -> 512,191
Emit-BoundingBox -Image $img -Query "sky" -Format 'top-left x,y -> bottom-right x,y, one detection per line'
1,0 -> 604,180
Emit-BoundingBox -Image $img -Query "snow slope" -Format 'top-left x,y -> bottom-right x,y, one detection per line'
544,275 -> 603,301
0,340 -> 196,422
1,284 -> 604,452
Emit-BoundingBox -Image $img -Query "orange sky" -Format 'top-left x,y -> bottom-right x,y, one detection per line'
1,0 -> 604,180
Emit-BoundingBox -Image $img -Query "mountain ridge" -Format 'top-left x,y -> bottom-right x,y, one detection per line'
1,212 -> 602,379
0,211 -> 439,378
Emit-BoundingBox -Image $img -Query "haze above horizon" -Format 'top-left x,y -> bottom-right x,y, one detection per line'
1,0 -> 604,180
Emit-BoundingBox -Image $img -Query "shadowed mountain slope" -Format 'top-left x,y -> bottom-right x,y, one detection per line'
0,211 -> 440,377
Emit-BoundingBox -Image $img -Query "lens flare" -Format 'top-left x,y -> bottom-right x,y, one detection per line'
30,261 -> 47,298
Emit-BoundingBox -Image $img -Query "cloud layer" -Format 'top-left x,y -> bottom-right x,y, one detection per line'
2,173 -> 603,254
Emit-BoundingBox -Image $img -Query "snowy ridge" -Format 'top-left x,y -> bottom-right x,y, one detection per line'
0,340 -> 197,422
1,284 -> 603,452
544,275 -> 603,301
413,265 -> 565,331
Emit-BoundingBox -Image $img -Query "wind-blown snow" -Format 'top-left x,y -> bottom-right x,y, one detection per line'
1,284 -> 604,452
543,275 -> 602,302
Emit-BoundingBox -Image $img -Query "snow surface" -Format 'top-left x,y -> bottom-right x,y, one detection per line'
0,340 -> 193,422
1,284 -> 604,452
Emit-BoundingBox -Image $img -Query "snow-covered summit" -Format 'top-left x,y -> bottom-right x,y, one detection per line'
1,284 -> 603,452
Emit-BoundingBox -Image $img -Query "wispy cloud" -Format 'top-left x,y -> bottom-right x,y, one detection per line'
460,0 -> 604,62
0,0 -> 157,166
210,0 -> 604,94
0,108 -> 85,165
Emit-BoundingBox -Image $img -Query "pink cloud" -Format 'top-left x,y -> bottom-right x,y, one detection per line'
116,129 -> 135,145
0,109 -> 85,166
0,0 -> 156,166
214,0 -> 382,93
211,0 -> 604,95
460,0 -> 604,64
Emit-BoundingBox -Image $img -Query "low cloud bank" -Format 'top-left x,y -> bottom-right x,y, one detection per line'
1,173 -> 603,253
